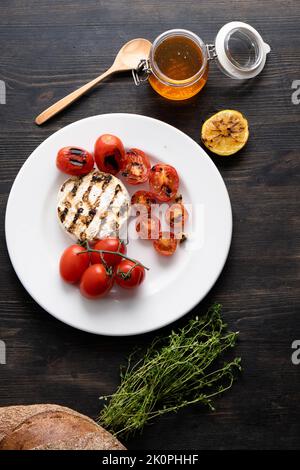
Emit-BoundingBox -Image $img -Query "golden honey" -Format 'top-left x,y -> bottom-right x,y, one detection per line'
149,30 -> 209,100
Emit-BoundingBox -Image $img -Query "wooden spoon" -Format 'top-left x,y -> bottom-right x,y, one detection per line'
35,38 -> 152,125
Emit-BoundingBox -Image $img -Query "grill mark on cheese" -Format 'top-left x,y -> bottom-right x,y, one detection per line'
83,199 -> 100,228
102,176 -> 112,191
58,207 -> 68,223
61,177 -> 83,208
82,185 -> 93,206
71,183 -> 79,196
85,208 -> 97,227
60,181 -> 67,192
105,184 -> 122,212
115,184 -> 121,196
67,207 -> 84,234
101,184 -> 123,237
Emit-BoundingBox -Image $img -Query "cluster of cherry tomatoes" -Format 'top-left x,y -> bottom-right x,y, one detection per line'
130,157 -> 188,256
132,190 -> 188,256
60,237 -> 146,299
56,134 -> 151,183
56,133 -> 188,258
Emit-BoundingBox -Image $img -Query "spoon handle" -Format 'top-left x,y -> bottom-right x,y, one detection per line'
35,66 -> 115,125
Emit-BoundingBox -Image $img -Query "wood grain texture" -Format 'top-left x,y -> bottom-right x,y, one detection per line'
0,0 -> 300,450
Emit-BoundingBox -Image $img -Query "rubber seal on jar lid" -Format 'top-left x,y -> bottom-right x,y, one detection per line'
214,21 -> 271,79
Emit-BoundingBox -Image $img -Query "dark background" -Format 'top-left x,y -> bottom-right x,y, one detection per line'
0,0 -> 299,450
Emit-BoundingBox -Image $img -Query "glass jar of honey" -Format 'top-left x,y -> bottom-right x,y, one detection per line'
133,22 -> 271,101
148,29 -> 208,100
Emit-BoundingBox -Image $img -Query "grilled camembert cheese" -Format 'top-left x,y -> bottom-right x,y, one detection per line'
57,170 -> 130,242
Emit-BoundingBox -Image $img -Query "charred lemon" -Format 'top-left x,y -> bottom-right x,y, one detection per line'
201,110 -> 249,156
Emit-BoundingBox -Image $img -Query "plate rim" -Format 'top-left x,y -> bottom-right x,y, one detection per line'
5,113 -> 232,336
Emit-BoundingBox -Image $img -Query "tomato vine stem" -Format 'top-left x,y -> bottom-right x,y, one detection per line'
77,248 -> 149,271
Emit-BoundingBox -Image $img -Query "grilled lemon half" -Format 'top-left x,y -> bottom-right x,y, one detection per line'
201,109 -> 249,156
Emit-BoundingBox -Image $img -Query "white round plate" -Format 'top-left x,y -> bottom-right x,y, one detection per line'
5,113 -> 232,336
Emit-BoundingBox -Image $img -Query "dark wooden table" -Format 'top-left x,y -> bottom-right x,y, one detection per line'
1,0 -> 299,450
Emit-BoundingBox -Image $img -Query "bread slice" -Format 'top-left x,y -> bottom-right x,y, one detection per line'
0,404 -> 125,450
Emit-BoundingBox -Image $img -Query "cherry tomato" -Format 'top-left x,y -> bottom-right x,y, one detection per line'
165,203 -> 188,229
149,164 -> 179,202
131,191 -> 157,214
80,264 -> 114,298
90,238 -> 127,267
122,148 -> 151,185
56,147 -> 94,176
153,232 -> 178,256
94,134 -> 125,175
115,260 -> 145,289
59,244 -> 90,283
136,215 -> 161,240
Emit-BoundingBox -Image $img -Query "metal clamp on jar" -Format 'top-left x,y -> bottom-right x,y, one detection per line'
132,22 -> 271,100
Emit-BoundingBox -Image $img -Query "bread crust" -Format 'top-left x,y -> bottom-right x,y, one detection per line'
0,404 -> 125,450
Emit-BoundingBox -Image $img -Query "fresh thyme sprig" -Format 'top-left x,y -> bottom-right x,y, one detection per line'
98,304 -> 241,438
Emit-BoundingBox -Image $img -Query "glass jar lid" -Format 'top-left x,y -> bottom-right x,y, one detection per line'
214,21 -> 271,79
